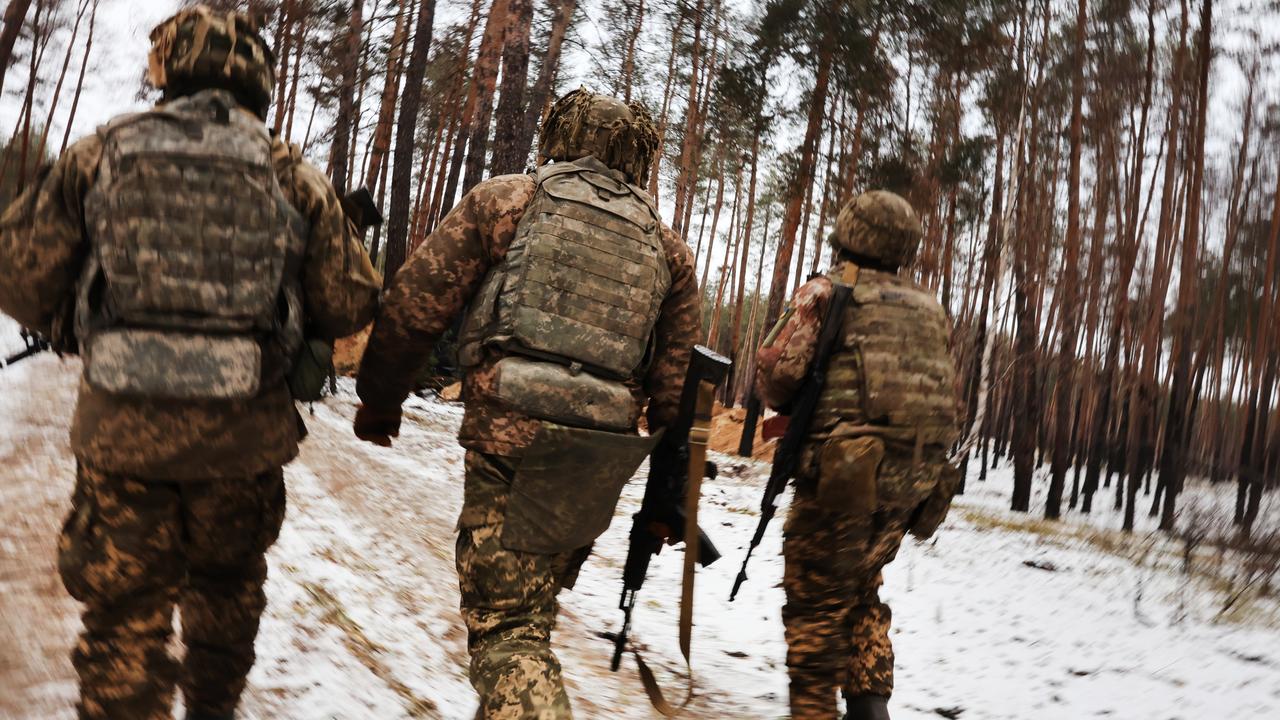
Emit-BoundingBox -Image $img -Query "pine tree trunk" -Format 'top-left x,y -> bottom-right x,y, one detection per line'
329,0 -> 365,196
0,0 -> 33,93
1046,0 -> 1088,520
363,0 -> 410,192
670,0 -> 706,233
461,0 -> 511,194
763,8 -> 836,330
621,0 -> 643,103
272,0 -> 294,134
284,5 -> 308,143
381,0 -> 436,284
432,0 -> 484,222
489,0 -> 533,176
649,7 -> 687,201
58,0 -> 96,155
515,0 -> 577,174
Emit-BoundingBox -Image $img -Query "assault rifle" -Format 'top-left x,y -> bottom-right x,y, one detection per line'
1,331 -> 51,369
340,187 -> 384,232
607,345 -> 730,673
729,272 -> 856,602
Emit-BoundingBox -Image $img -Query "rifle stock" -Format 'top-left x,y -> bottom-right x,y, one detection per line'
610,345 -> 730,672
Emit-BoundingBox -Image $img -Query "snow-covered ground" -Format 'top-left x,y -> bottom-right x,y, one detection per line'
2,316 -> 1279,719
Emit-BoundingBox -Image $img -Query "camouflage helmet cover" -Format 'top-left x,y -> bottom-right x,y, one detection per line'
538,88 -> 659,186
147,6 -> 276,119
830,190 -> 923,268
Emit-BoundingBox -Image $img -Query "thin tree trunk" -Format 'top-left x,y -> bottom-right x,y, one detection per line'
490,0 -> 534,176
363,0 -> 410,192
382,0 -> 437,284
620,0 -> 643,103
1046,0 -> 1088,520
763,4 -> 837,330
57,0 -> 96,155
515,0 -> 577,174
461,0 -> 512,194
0,0 -> 33,92
329,0 -> 365,196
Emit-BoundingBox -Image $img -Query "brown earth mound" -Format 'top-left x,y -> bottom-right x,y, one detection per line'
709,403 -> 776,461
333,324 -> 372,376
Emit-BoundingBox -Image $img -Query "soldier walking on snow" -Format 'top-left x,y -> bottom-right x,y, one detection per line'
353,89 -> 700,719
0,7 -> 380,719
755,191 -> 964,720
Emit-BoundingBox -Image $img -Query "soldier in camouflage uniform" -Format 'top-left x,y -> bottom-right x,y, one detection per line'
0,7 -> 381,719
353,89 -> 700,719
756,191 -> 963,720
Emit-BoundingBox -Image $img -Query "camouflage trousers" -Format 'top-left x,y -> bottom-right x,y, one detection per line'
57,464 -> 286,720
782,487 -> 911,720
456,452 -> 591,720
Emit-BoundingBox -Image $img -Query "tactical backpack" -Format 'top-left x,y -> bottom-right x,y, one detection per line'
76,89 -> 306,401
459,156 -> 670,430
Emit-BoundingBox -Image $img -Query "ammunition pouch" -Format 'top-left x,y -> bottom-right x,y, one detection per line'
909,462 -> 961,540
494,356 -> 639,431
816,436 -> 885,517
501,423 -> 659,554
84,328 -> 261,400
287,338 -> 334,402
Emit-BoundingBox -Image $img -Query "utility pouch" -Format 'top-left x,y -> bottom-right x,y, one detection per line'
501,423 -> 659,554
817,436 -> 885,516
909,462 -> 961,540
494,356 -> 638,431
288,338 -> 334,402
85,328 -> 260,400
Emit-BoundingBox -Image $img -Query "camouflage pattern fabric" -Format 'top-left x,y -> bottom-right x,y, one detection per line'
57,464 -> 286,719
783,482 -> 912,719
0,123 -> 380,480
757,257 -> 965,718
147,6 -> 276,119
456,452 -> 591,719
537,88 -> 659,187
458,156 -> 669,384
357,172 -> 699,458
828,191 -> 923,269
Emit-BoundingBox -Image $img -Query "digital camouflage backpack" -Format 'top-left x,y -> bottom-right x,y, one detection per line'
76,89 -> 306,401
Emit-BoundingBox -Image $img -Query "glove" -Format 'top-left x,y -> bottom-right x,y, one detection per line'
353,404 -> 402,447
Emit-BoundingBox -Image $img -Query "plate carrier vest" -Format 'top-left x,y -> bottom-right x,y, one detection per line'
812,263 -> 959,448
459,157 -> 670,429
77,90 -> 306,401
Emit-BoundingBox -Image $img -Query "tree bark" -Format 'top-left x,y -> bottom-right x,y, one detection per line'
329,0 -> 365,196
515,0 -> 577,174
0,0 -> 33,93
1046,0 -> 1088,519
461,0 -> 512,194
381,0 -> 437,284
489,0 -> 534,176
363,0 -> 410,192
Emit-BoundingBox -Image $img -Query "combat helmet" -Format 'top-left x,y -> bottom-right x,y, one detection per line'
538,88 -> 659,186
146,6 -> 276,120
830,190 -> 923,269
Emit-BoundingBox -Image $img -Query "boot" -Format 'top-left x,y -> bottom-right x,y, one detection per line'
845,695 -> 891,720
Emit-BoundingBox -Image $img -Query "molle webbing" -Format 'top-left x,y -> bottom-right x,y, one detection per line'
811,266 -> 958,446
461,158 -> 669,380
85,92 -> 295,334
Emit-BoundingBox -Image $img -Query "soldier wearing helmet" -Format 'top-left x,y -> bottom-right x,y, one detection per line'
0,7 -> 380,719
754,191 -> 964,720
353,87 -> 699,718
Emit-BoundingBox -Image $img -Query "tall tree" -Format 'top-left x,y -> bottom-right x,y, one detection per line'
382,0 -> 437,283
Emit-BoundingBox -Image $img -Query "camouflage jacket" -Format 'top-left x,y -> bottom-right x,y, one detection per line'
357,172 -> 701,457
755,277 -> 830,413
0,117 -> 381,480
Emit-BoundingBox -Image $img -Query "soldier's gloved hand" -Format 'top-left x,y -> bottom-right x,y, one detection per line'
353,404 -> 402,447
